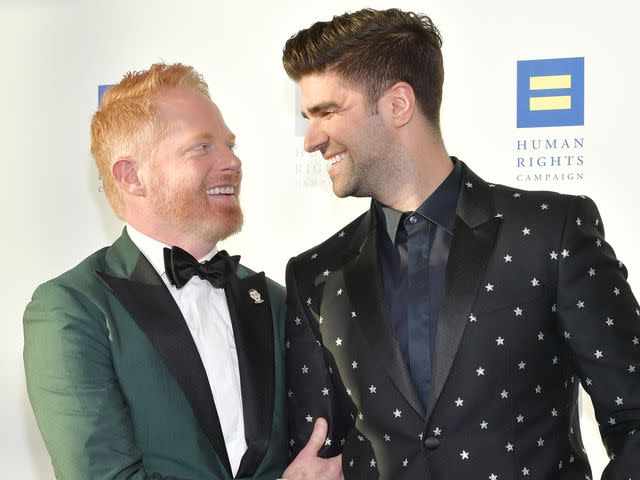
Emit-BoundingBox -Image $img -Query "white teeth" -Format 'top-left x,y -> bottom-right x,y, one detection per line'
207,186 -> 235,195
329,152 -> 345,167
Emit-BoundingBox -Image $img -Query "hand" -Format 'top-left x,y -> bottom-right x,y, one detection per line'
282,418 -> 343,480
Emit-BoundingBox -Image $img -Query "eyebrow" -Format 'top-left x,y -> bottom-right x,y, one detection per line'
301,101 -> 340,119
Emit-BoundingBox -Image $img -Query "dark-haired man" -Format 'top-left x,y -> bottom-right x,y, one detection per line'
283,8 -> 640,479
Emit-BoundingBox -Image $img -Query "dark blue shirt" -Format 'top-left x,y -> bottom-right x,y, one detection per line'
374,158 -> 461,409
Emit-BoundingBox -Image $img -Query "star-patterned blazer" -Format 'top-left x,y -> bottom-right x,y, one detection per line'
285,161 -> 640,479
24,229 -> 288,480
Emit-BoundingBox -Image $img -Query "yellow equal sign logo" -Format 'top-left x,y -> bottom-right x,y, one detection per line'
529,74 -> 572,111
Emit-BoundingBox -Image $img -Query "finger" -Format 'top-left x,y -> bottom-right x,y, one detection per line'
302,417 -> 328,455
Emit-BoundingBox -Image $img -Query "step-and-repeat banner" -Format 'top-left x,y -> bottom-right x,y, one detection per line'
2,0 -> 637,477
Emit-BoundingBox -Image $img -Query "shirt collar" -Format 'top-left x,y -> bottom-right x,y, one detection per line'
375,157 -> 462,242
126,225 -> 219,278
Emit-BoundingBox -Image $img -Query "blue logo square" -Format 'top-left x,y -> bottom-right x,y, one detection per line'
98,84 -> 114,106
517,57 -> 584,128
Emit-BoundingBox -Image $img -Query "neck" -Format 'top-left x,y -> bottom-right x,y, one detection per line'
378,130 -> 453,212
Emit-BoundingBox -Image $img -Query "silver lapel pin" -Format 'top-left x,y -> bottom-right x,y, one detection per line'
248,288 -> 264,304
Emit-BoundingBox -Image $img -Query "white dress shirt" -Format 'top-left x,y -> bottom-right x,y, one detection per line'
127,225 -> 247,476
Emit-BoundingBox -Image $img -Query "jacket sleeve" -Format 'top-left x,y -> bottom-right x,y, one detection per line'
23,280 -> 184,480
285,257 -> 355,459
555,195 -> 640,477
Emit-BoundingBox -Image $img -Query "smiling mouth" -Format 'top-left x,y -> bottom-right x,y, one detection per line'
206,186 -> 235,195
326,152 -> 346,169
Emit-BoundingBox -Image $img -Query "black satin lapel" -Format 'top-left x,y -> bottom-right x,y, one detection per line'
96,264 -> 232,476
344,226 -> 425,419
425,215 -> 501,421
225,272 -> 274,478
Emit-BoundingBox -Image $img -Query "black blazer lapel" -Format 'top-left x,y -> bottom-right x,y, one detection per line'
97,247 -> 232,476
426,165 -> 502,421
344,206 -> 425,419
225,271 -> 275,479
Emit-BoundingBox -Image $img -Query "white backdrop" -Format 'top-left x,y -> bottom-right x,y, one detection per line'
2,0 -> 638,477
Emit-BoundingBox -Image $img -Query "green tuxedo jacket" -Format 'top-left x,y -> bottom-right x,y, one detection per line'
24,229 -> 288,479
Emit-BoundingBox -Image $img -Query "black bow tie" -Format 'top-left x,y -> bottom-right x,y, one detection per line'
163,246 -> 240,289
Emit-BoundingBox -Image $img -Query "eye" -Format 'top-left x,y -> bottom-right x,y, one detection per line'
228,143 -> 237,152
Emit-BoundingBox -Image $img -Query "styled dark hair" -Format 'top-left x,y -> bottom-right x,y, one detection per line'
283,8 -> 444,127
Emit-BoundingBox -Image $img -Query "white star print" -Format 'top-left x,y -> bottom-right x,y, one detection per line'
338,231 -> 345,238
537,438 -> 544,446
588,268 -> 596,276
335,337 -> 342,346
538,332 -> 545,341
433,427 -> 442,436
540,203 -> 548,210
287,389 -> 293,398
469,313 -> 477,322
504,254 -> 512,262
629,365 -> 636,373
393,409 -> 402,418
596,238 -> 602,247
318,316 -> 323,324
608,417 -> 616,425
485,283 -> 494,292
496,336 -> 505,346
466,182 -> 473,188
324,438 -> 331,446
369,385 -> 377,394
370,459 -> 376,468
311,253 -> 318,259
561,249 -> 570,258
551,408 -> 558,416
564,331 -> 571,339
585,378 -> 593,386
501,390 -> 509,399
351,311 -> 356,317
460,450 -> 469,460
322,270 -> 329,276
322,387 -> 329,396
352,361 -> 358,369
535,385 -> 542,394
301,365 -> 309,374
531,278 -> 540,286
489,474 -> 498,480
506,443 -> 514,452
552,356 -> 558,364
384,434 -> 390,442
550,251 -> 558,260
349,459 -> 354,468
476,367 -> 485,376
402,459 -> 408,468
346,388 -> 352,396
514,307 -> 523,316
577,300 -> 585,308
305,414 -> 313,423
358,412 -> 363,420
576,218 -> 582,226
495,213 -> 504,218
516,414 -> 524,423
513,192 -> 521,198
594,350 -> 603,359
337,289 -> 343,296
613,287 -> 620,296
605,317 -> 614,326
455,397 -> 464,407
518,361 -> 526,370
480,421 -> 488,429
294,317 -> 301,325
306,297 -> 312,306
522,227 -> 531,235
615,396 -> 623,406
522,467 -> 530,476
633,337 -> 639,345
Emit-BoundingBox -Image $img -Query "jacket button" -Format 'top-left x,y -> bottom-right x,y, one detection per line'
423,436 -> 440,450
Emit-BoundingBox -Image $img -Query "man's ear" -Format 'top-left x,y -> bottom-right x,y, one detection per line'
380,81 -> 416,128
111,157 -> 146,196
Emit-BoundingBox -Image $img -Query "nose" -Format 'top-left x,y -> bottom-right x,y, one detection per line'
221,146 -> 242,173
303,119 -> 329,154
